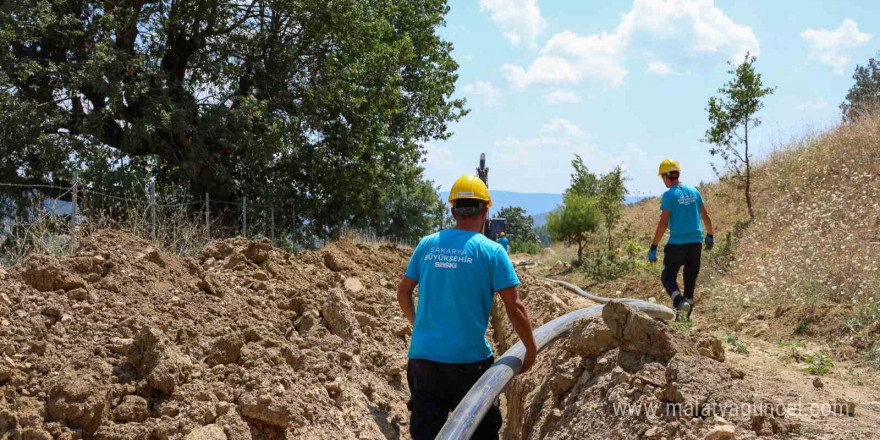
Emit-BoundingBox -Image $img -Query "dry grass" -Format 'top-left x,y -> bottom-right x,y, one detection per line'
616,116 -> 880,344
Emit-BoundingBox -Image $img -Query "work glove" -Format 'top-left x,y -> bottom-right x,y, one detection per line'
704,234 -> 714,251
647,245 -> 658,263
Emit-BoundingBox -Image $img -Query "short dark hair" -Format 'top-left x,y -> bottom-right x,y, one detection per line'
453,198 -> 486,217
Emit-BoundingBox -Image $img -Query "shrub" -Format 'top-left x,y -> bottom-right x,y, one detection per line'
803,352 -> 833,375
510,240 -> 542,255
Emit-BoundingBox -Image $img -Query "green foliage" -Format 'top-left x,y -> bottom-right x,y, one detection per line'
864,344 -> 880,370
0,0 -> 466,240
370,176 -> 440,243
703,53 -> 775,220
551,155 -> 627,266
721,333 -> 750,355
668,320 -> 694,336
495,206 -> 541,249
707,219 -> 750,273
794,318 -> 811,335
546,192 -> 599,265
595,166 -> 628,252
579,223 -> 647,282
533,223 -> 551,247
841,53 -> 880,122
803,352 -> 833,375
510,240 -> 542,255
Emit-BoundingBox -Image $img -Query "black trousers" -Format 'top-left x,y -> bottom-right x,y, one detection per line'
407,357 -> 502,440
662,243 -> 702,307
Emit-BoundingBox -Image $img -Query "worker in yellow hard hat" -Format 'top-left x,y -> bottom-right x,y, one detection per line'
649,160 -> 714,322
497,231 -> 510,253
396,174 -> 537,440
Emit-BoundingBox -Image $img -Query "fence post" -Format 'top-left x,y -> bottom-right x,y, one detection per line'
205,193 -> 211,241
270,207 -> 275,244
242,197 -> 247,238
149,180 -> 157,244
70,170 -> 78,249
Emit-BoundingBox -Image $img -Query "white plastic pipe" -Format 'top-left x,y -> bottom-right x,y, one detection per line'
434,280 -> 674,440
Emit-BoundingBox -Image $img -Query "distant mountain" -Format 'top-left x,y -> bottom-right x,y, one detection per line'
439,191 -> 649,227
439,190 -> 562,219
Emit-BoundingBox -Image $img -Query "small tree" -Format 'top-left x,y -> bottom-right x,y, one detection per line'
596,166 -> 629,252
433,193 -> 451,231
841,53 -> 880,123
496,206 -> 541,250
546,193 -> 599,265
703,53 -> 775,220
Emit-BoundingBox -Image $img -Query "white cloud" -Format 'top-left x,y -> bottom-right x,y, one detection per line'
502,56 -> 581,89
647,61 -> 672,76
486,121 -> 652,193
423,142 -> 456,167
480,0 -> 547,47
543,90 -> 581,104
541,118 -> 586,137
502,0 -> 759,88
802,19 -> 872,75
795,99 -> 830,112
461,81 -> 502,107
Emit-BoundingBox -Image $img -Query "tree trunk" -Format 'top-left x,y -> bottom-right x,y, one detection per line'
744,119 -> 755,220
577,241 -> 583,266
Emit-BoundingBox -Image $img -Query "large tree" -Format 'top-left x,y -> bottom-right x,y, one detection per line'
495,205 -> 540,249
703,53 -> 774,220
0,0 -> 466,237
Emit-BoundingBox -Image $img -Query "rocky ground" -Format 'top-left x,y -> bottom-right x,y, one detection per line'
1,231 -> 414,439
1,231 -> 876,439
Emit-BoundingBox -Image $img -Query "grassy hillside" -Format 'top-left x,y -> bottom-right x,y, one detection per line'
555,116 -> 879,365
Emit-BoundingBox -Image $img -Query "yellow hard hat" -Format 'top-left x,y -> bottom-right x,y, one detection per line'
500,232 -> 506,237
658,159 -> 681,177
448,174 -> 492,208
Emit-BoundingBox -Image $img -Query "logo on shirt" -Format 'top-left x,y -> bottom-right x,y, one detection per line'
678,194 -> 697,206
425,246 -> 474,269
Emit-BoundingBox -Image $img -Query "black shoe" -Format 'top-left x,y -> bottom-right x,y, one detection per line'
676,299 -> 693,322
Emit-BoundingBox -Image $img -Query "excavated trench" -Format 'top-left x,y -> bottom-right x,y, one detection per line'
0,232 -> 801,439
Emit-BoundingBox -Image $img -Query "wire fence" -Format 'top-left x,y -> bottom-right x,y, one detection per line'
0,175 -> 416,266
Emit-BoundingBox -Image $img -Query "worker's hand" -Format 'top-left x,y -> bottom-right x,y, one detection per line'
704,234 -> 714,251
647,245 -> 658,263
520,346 -> 537,375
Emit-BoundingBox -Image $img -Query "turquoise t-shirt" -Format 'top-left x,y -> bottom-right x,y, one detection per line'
497,237 -> 510,253
660,184 -> 704,244
404,229 -> 520,363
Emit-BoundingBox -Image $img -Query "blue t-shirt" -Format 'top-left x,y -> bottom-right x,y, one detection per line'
497,237 -> 510,253
660,184 -> 704,244
404,229 -> 520,363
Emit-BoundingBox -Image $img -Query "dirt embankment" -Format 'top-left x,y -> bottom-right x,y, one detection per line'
0,231 -> 414,440
494,282 -> 805,440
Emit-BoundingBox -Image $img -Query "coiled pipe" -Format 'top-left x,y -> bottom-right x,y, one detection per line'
434,280 -> 674,440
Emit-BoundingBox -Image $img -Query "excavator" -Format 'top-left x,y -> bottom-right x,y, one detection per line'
476,153 -> 506,239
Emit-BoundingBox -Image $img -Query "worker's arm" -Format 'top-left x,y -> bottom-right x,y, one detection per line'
651,210 -> 671,247
498,286 -> 537,375
397,275 -> 418,326
699,205 -> 714,236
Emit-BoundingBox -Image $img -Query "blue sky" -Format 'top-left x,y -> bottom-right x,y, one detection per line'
422,0 -> 877,196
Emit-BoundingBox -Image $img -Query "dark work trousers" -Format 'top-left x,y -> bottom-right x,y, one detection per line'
407,357 -> 502,440
662,243 -> 702,307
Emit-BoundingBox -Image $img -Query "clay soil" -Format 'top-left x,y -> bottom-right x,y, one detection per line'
2,232 -> 877,439
1,231 -> 415,439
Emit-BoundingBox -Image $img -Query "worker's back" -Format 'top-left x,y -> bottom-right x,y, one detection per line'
405,228 -> 518,363
661,184 -> 704,244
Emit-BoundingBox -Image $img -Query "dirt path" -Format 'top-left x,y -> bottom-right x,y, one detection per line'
724,336 -> 880,440
504,268 -> 879,440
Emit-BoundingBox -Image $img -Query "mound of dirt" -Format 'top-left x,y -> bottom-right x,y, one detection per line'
499,301 -> 800,440
0,231 -> 413,439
